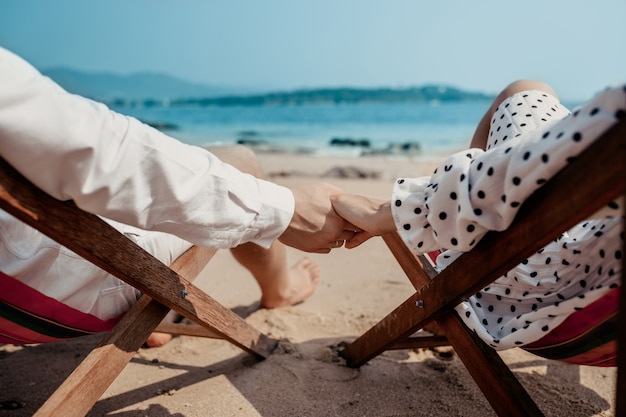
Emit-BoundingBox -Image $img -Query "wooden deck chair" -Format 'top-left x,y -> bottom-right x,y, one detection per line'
341,117 -> 626,416
0,156 -> 278,417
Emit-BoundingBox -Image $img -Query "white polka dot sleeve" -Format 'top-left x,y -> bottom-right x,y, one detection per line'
391,85 -> 626,255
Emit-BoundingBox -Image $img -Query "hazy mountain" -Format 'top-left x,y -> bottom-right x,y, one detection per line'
41,68 -> 493,106
178,85 -> 493,106
42,68 -> 249,101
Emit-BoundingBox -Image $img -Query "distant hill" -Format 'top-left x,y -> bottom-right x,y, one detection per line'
176,85 -> 493,106
41,68 -> 493,106
42,68 -> 246,101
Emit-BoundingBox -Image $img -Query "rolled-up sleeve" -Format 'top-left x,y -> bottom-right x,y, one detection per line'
0,47 -> 294,249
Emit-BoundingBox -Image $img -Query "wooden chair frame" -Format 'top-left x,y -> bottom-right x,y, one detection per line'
0,157 -> 278,417
341,118 -> 626,416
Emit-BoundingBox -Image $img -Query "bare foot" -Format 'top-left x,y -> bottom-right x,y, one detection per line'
260,257 -> 321,309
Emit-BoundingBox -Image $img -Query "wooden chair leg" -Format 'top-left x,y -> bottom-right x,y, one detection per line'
389,334 -> 449,350
33,246 -> 219,417
33,296 -> 170,417
615,197 -> 625,416
614,287 -> 625,416
341,232 -> 544,416
437,313 -> 543,417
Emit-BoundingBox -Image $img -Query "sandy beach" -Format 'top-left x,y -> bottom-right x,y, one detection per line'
0,152 -> 617,417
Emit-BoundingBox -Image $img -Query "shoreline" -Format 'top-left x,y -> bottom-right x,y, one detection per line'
253,146 -> 453,179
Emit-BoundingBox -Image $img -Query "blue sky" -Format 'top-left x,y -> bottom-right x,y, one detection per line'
1,0 -> 624,101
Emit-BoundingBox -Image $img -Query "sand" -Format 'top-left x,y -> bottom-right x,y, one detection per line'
0,152 -> 617,417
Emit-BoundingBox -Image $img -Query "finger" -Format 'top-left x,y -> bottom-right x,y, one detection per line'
343,222 -> 362,232
324,240 -> 342,251
312,247 -> 332,254
344,232 -> 374,249
330,195 -> 355,218
338,230 -> 358,241
300,243 -> 333,254
333,215 -> 361,233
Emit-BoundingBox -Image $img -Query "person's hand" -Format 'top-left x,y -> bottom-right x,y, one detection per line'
278,183 -> 357,253
330,194 -> 395,248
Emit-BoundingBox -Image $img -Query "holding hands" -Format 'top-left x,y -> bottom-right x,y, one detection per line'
279,184 -> 396,253
330,194 -> 395,248
278,183 -> 363,253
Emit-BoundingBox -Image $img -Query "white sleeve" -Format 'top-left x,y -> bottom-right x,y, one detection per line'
391,85 -> 625,255
0,47 -> 294,249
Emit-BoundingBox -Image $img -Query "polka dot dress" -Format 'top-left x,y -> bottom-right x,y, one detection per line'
391,85 -> 625,349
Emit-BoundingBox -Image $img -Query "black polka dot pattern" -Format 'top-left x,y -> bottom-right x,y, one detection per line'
390,85 -> 625,349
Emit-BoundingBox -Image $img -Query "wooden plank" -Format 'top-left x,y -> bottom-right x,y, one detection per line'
615,182 -> 626,417
154,322 -> 221,338
343,270 -> 544,416
32,246 -> 216,417
0,157 -> 278,360
34,296 -> 167,417
437,313 -> 543,417
369,233 -> 544,416
382,233 -> 432,289
389,335 -> 448,350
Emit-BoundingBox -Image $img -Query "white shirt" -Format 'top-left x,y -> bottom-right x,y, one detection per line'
0,46 -> 294,250
0,47 -> 294,320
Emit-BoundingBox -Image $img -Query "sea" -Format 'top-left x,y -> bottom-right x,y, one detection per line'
111,99 -> 517,157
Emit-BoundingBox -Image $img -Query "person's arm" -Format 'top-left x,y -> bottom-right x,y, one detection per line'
0,47 -> 348,252
333,85 -> 625,253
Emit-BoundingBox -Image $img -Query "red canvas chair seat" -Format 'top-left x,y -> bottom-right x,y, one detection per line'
425,249 -> 620,367
0,271 -> 121,344
524,286 -> 619,367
